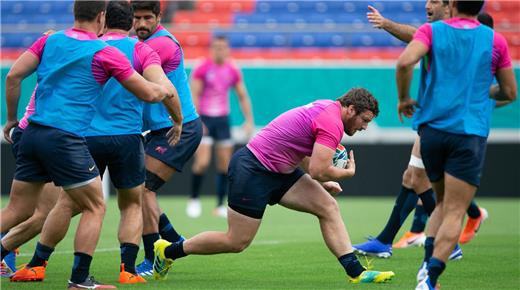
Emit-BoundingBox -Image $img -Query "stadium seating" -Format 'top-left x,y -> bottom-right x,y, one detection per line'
1,0 -> 519,60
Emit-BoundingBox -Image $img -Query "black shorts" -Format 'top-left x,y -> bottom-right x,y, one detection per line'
145,118 -> 203,172
227,147 -> 305,219
201,115 -> 232,144
10,126 -> 24,158
15,123 -> 99,188
86,134 -> 145,189
419,125 -> 488,187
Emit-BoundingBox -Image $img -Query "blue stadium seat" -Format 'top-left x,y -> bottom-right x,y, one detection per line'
1,33 -> 42,48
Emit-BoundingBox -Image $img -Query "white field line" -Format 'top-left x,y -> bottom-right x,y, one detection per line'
17,240 -> 286,257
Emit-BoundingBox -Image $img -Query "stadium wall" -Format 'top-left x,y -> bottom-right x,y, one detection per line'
1,65 -> 519,197
2,143 -> 519,197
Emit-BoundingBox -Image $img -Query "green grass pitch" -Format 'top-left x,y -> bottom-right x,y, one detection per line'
1,197 -> 518,289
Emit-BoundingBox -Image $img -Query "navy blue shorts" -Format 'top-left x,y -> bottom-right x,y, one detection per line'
201,115 -> 232,143
10,126 -> 24,158
419,125 -> 487,187
86,134 -> 145,189
227,147 -> 305,219
15,123 -> 99,187
145,118 -> 203,172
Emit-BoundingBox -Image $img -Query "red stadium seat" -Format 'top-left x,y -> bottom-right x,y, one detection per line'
195,0 -> 255,13
172,31 -> 212,48
173,11 -> 233,27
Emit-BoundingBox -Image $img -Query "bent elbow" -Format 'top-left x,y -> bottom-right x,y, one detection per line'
6,71 -> 21,84
396,59 -> 411,72
508,88 -> 517,101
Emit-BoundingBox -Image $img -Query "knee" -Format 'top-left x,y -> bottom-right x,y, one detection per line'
442,203 -> 467,219
4,200 -> 34,221
228,238 -> 251,253
216,163 -> 228,174
315,196 -> 340,219
28,212 -> 49,230
410,170 -> 430,192
82,200 -> 106,217
193,162 -> 209,174
402,168 -> 413,187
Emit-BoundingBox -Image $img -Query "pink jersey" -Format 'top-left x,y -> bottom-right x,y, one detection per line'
192,58 -> 241,116
247,100 -> 344,174
27,28 -> 134,85
143,25 -> 182,74
18,87 -> 36,130
100,32 -> 161,74
413,18 -> 512,74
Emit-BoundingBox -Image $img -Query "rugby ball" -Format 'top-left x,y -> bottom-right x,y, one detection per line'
333,144 -> 348,169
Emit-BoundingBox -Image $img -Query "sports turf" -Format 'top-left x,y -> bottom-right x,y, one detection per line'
1,197 -> 518,289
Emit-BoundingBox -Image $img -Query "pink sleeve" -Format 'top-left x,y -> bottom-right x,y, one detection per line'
18,87 -> 37,130
192,61 -> 208,80
146,36 -> 181,74
413,23 -> 433,51
231,65 -> 242,85
492,32 -> 512,74
133,42 -> 161,74
92,46 -> 135,85
27,35 -> 50,61
312,113 -> 343,150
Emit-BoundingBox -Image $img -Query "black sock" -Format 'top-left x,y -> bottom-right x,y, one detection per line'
216,172 -> 228,207
164,240 -> 187,260
376,186 -> 417,244
427,257 -> 446,286
0,240 -> 9,260
159,213 -> 182,243
27,242 -> 54,267
120,243 -> 139,274
466,201 -> 481,219
418,188 -> 436,215
411,205 -> 428,233
191,173 -> 204,199
0,233 -> 10,260
338,252 -> 365,278
142,233 -> 160,262
423,237 -> 434,263
70,252 -> 92,284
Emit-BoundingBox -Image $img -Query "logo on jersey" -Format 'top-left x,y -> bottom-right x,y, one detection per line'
155,146 -> 167,155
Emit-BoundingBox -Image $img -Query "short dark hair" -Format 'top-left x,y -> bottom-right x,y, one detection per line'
131,0 -> 161,16
337,88 -> 379,117
456,0 -> 484,16
442,0 -> 449,6
74,0 -> 106,22
477,12 -> 494,29
106,0 -> 134,31
213,35 -> 228,42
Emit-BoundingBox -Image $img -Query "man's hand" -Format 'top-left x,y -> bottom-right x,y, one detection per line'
3,120 -> 19,144
166,123 -> 182,146
242,121 -> 254,139
322,181 -> 343,196
398,97 -> 417,123
344,150 -> 356,177
367,5 -> 387,29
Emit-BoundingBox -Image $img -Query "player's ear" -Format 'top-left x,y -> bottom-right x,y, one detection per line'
346,105 -> 356,118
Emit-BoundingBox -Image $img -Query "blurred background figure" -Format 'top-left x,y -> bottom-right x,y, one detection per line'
187,35 -> 254,218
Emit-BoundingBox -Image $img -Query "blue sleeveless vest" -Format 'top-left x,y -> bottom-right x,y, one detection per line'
86,37 -> 144,136
412,22 -> 495,137
30,31 -> 108,136
142,28 -> 198,131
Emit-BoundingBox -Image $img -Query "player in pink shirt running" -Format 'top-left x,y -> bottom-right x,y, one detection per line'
187,36 -> 255,219
153,88 -> 396,284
